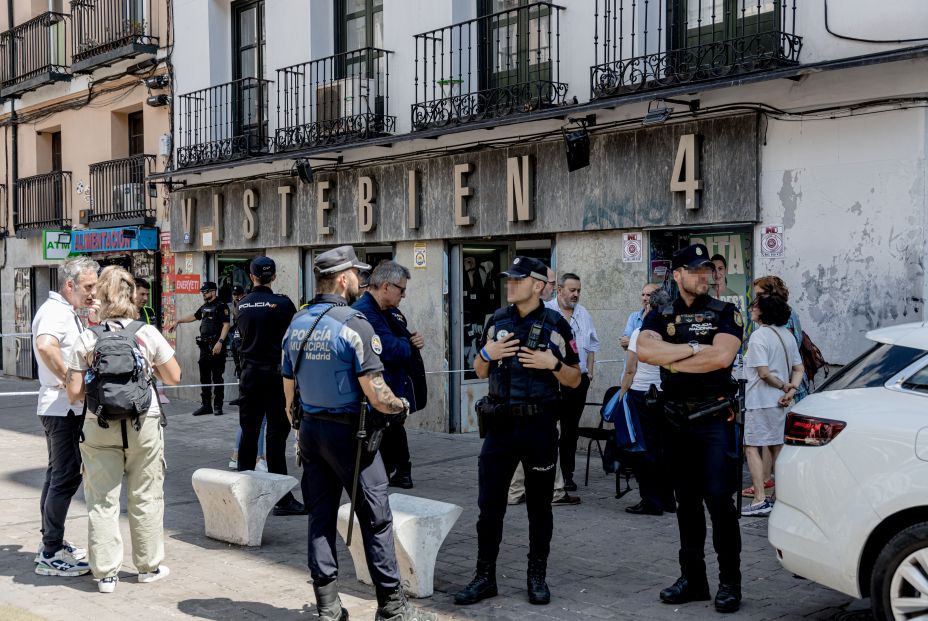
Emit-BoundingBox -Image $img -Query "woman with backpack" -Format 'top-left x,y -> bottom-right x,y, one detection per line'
66,266 -> 181,593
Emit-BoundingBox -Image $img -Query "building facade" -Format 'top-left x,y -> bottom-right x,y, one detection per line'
4,1 -> 926,433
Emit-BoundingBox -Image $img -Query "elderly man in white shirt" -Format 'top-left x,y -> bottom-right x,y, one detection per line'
31,256 -> 100,577
545,272 -> 600,491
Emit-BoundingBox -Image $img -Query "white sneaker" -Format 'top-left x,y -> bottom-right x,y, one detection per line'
98,575 -> 118,593
35,548 -> 91,577
138,565 -> 170,584
35,540 -> 87,563
228,459 -> 238,469
256,459 -> 268,472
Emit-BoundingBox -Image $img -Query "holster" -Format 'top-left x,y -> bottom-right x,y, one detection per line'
290,390 -> 303,430
474,395 -> 508,438
663,395 -> 738,430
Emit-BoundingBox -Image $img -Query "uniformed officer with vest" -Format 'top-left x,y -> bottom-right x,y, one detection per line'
282,246 -> 436,621
636,243 -> 745,614
169,280 -> 230,416
235,257 -> 305,515
455,256 -> 581,608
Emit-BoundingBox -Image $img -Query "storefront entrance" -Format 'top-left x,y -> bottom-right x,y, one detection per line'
450,239 -> 552,432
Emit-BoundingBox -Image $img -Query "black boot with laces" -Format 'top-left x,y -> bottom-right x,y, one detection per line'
527,557 -> 551,605
453,560 -> 497,605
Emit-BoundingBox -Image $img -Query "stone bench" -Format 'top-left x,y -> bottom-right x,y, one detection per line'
191,468 -> 298,547
337,493 -> 463,598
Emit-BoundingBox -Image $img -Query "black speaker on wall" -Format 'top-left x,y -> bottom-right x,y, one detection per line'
563,127 -> 590,172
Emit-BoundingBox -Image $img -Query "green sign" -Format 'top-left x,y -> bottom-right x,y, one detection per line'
42,230 -> 72,261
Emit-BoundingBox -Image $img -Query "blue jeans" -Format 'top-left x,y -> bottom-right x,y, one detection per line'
234,416 -> 266,459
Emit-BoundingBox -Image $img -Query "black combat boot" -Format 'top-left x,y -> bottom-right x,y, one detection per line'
526,557 -> 551,605
375,587 -> 438,621
313,579 -> 348,621
388,464 -> 414,489
454,560 -> 497,605
191,403 -> 213,416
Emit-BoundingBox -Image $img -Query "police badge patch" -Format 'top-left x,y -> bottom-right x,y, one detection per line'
371,335 -> 383,355
497,330 -> 510,341
667,324 -> 676,336
734,312 -> 744,327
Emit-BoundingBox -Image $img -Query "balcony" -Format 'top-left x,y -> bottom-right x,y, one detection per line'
70,0 -> 159,74
15,171 -> 72,235
412,2 -> 567,131
88,154 -> 156,228
590,0 -> 801,99
0,12 -> 72,98
176,77 -> 272,169
275,47 -> 394,151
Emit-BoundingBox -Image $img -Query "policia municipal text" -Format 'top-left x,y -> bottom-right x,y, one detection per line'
455,256 -> 581,607
637,243 -> 745,614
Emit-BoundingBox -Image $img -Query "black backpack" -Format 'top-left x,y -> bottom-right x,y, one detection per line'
86,321 -> 152,428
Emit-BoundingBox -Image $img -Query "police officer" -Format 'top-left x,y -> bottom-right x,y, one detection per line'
455,256 -> 581,607
235,257 -> 304,515
169,281 -> 230,416
282,246 -> 436,621
636,243 -> 744,614
229,284 -> 246,378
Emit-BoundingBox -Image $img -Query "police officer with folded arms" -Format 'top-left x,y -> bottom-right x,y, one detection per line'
283,246 -> 436,621
636,243 -> 744,614
234,257 -> 304,515
168,281 -> 230,416
455,256 -> 580,607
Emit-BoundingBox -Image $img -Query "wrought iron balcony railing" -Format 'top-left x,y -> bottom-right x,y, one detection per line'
176,77 -> 272,169
591,0 -> 801,99
412,2 -> 567,131
15,171 -> 72,234
0,12 -> 72,97
70,0 -> 159,73
88,154 -> 156,227
276,47 -> 394,151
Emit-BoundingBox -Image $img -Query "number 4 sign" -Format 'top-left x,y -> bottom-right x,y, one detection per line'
671,134 -> 703,210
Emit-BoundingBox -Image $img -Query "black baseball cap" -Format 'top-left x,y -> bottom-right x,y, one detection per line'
200,281 -> 218,292
231,284 -> 245,295
314,245 -> 371,275
500,256 -> 548,281
250,256 -> 276,278
672,243 -> 714,271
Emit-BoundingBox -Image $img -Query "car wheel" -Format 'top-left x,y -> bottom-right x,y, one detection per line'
871,522 -> 928,620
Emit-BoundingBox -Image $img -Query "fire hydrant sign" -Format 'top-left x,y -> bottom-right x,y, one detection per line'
623,232 -> 643,263
760,225 -> 785,258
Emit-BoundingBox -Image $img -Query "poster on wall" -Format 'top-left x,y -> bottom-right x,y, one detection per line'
760,225 -> 785,258
622,232 -> 643,263
160,232 -> 176,349
413,242 -> 427,269
689,232 -> 749,316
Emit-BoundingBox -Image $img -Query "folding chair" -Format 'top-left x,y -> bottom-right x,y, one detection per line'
576,385 -> 621,487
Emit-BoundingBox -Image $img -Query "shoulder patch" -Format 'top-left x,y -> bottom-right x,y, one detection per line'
371,335 -> 383,355
734,312 -> 744,327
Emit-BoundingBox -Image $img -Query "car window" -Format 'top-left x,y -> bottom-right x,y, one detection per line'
902,366 -> 928,395
819,343 -> 927,392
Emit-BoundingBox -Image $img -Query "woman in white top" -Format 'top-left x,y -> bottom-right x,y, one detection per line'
741,294 -> 804,517
66,266 -> 181,593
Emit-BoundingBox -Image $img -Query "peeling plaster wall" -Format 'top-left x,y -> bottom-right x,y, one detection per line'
758,109 -> 926,364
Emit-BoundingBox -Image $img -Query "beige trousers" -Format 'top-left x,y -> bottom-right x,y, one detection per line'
80,415 -> 165,579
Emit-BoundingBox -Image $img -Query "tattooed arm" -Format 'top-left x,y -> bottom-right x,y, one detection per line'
66,368 -> 87,404
358,372 -> 408,415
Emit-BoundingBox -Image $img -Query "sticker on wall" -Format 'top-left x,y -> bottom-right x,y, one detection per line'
176,274 -> 201,294
184,253 -> 194,275
760,225 -> 784,259
622,232 -> 643,263
201,227 -> 215,250
414,242 -> 427,269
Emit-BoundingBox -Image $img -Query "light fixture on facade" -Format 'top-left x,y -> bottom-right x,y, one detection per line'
294,156 -> 344,184
642,98 -> 700,126
148,179 -> 186,195
562,114 -> 596,173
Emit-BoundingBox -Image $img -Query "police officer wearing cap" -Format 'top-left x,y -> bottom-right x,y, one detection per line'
455,256 -> 581,608
636,243 -> 745,614
282,245 -> 436,621
235,256 -> 304,515
169,280 -> 230,416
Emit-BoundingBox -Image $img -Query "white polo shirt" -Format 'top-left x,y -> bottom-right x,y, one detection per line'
545,299 -> 600,374
32,291 -> 85,417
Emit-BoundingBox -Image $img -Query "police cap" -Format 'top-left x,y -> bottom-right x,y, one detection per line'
500,256 -> 548,281
250,256 -> 276,278
314,245 -> 371,275
199,281 -> 218,292
672,243 -> 714,271
231,284 -> 245,295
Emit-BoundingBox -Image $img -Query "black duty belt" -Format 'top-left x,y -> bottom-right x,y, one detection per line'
306,410 -> 360,426
508,404 -> 545,417
242,360 -> 280,372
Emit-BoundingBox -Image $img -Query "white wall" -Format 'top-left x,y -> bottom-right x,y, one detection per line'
757,108 -> 927,364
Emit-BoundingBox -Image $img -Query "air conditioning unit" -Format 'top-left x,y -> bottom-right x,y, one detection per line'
315,78 -> 372,125
112,183 -> 145,213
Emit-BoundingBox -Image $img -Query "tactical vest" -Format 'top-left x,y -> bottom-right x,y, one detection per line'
199,302 -> 225,338
487,305 -> 562,406
659,296 -> 728,346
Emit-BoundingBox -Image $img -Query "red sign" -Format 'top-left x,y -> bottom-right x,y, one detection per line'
175,273 -> 201,294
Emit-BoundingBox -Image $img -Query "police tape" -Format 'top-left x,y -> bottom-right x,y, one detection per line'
0,332 -> 33,338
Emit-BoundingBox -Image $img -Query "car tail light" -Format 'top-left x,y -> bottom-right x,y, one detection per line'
784,412 -> 846,446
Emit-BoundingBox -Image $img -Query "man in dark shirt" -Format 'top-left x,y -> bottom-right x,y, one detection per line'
133,277 -> 156,326
235,256 -> 303,515
637,243 -> 744,614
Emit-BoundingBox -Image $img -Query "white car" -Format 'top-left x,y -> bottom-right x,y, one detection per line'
768,321 -> 928,620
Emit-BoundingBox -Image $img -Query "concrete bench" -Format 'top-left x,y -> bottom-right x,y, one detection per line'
337,493 -> 463,598
191,468 -> 298,547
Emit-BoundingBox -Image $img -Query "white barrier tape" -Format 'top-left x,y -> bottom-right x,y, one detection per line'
0,333 -> 33,337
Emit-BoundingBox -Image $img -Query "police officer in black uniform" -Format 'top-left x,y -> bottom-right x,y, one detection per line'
637,243 -> 745,614
455,256 -> 581,607
282,246 -> 436,621
235,256 -> 304,515
169,281 -> 230,416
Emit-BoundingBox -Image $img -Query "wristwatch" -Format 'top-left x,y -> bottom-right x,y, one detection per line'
688,341 -> 702,356
552,359 -> 563,373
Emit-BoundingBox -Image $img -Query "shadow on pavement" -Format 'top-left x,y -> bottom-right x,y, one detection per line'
177,597 -> 314,620
2,544 -> 96,593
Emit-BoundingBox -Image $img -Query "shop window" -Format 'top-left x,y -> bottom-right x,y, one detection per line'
301,245 -> 393,306
218,254 -> 255,304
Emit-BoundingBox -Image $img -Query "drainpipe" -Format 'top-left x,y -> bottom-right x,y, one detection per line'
7,0 -> 17,233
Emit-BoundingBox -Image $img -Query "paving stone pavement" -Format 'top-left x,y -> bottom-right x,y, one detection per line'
0,377 -> 874,620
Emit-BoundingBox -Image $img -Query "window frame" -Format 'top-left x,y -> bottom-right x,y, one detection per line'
335,0 -> 383,55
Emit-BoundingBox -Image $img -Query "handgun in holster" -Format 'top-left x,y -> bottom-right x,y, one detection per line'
474,395 -> 506,439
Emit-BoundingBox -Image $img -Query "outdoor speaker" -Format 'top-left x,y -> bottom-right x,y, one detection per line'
563,128 -> 590,172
